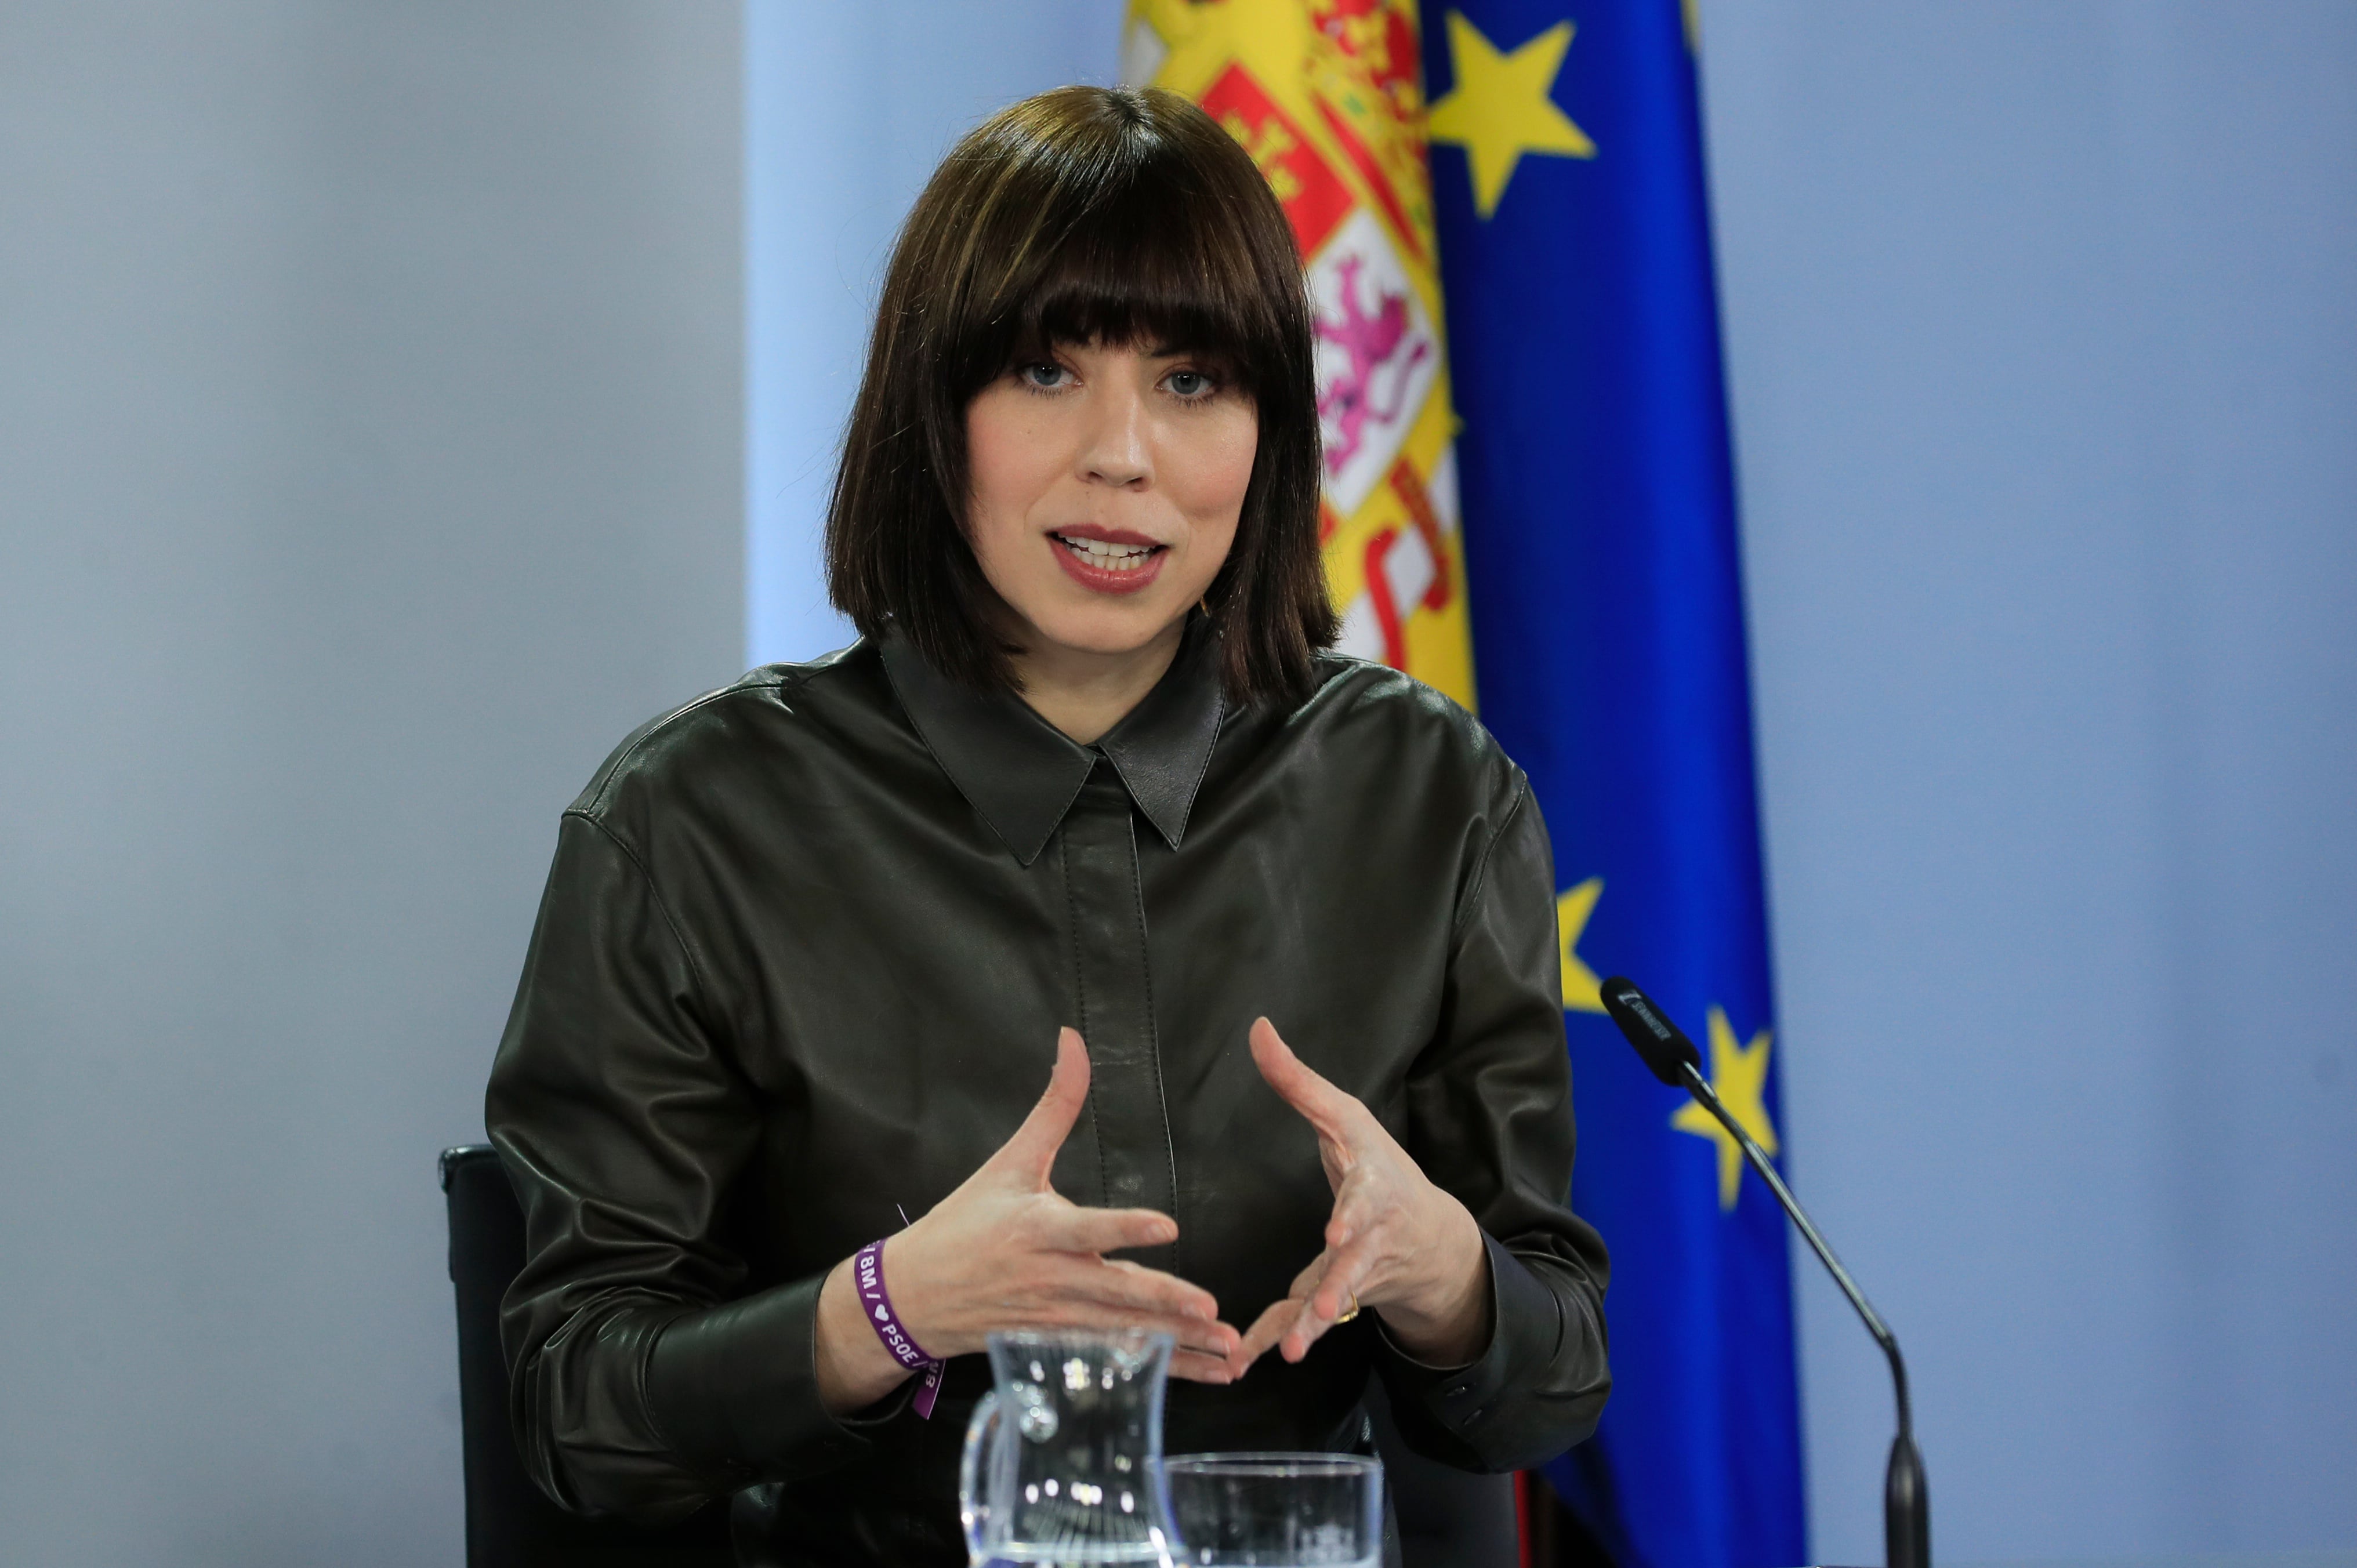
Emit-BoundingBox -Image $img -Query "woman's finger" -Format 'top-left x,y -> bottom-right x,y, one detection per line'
1275,1294 -> 1333,1364
1042,1202 -> 1181,1258
1232,1294 -> 1303,1370
989,1028 -> 1092,1183
1307,1233 -> 1381,1324
1065,1256 -> 1222,1324
1027,1301 -> 1239,1362
1045,1262 -> 1237,1355
1248,1017 -> 1366,1144
1169,1349 -> 1242,1385
1272,1237 -> 1384,1363
1228,1250 -> 1336,1372
1277,1289 -> 1352,1363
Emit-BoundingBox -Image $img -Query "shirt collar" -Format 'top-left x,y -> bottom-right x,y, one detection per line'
879,615 -> 1227,866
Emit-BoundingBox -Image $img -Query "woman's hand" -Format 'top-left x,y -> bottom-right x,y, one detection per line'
1232,1017 -> 1494,1374
814,1028 -> 1242,1414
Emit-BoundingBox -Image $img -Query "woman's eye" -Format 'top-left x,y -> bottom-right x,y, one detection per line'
1020,362 -> 1068,389
1165,369 -> 1213,398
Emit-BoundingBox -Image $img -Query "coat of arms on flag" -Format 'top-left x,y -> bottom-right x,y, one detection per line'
1125,0 -> 1474,706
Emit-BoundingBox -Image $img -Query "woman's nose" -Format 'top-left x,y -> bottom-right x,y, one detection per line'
1077,382 -> 1152,488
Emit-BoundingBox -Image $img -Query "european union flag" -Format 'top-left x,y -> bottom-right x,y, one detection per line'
1421,3 -> 1807,1565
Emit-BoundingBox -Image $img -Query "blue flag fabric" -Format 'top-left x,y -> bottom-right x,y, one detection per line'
1419,4 -> 1807,1566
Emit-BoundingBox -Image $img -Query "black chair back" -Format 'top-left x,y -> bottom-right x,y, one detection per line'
441,1145 -> 734,1567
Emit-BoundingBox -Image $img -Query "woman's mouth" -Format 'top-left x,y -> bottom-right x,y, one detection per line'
1050,530 -> 1167,595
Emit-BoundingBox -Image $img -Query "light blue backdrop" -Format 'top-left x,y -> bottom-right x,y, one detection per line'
1699,3 -> 2356,1559
744,3 -> 2357,1562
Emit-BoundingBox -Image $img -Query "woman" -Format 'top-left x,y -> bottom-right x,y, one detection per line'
487,85 -> 1609,1566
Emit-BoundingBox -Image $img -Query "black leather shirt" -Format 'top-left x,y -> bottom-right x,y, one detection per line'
486,619 -> 1610,1566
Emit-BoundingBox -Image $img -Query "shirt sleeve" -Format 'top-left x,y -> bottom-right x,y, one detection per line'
1371,776 -> 1613,1472
485,811 -> 902,1524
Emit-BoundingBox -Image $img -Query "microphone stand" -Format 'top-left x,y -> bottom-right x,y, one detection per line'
1676,1061 -> 1930,1568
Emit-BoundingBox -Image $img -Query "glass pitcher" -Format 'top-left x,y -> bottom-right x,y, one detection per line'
958,1327 -> 1176,1566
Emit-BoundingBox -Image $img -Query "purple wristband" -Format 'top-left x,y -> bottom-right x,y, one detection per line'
853,1239 -> 943,1418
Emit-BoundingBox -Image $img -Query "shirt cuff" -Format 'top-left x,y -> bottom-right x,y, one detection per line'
644,1271 -> 905,1486
1373,1232 -> 1563,1438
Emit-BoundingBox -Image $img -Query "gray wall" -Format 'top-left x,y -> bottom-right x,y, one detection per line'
1696,1 -> 2357,1560
0,5 -> 742,1563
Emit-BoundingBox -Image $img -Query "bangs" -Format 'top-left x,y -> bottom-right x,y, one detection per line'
944,103 -> 1301,397
998,185 -> 1284,384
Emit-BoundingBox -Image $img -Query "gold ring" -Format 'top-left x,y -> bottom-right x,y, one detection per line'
1334,1294 -> 1359,1325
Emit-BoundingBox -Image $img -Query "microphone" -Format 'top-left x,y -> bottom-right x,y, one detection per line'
1599,976 -> 1930,1568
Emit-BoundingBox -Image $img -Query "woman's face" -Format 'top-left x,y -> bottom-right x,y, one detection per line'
965,338 -> 1257,666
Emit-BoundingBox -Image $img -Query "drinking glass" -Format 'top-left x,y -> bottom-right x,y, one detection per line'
1154,1453 -> 1384,1567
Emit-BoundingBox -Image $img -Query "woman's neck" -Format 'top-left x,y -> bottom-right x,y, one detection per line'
1010,616 -> 1188,746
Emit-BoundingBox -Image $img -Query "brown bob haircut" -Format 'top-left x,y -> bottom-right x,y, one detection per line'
825,85 -> 1336,705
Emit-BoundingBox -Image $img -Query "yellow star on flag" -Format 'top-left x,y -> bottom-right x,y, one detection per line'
1426,12 -> 1597,218
1557,877 -> 1604,1014
1671,1007 -> 1780,1211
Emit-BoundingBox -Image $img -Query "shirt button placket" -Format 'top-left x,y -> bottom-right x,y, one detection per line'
1057,759 -> 1180,1275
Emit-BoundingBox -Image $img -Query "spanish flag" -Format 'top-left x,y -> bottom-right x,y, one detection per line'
1123,0 -> 1475,707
